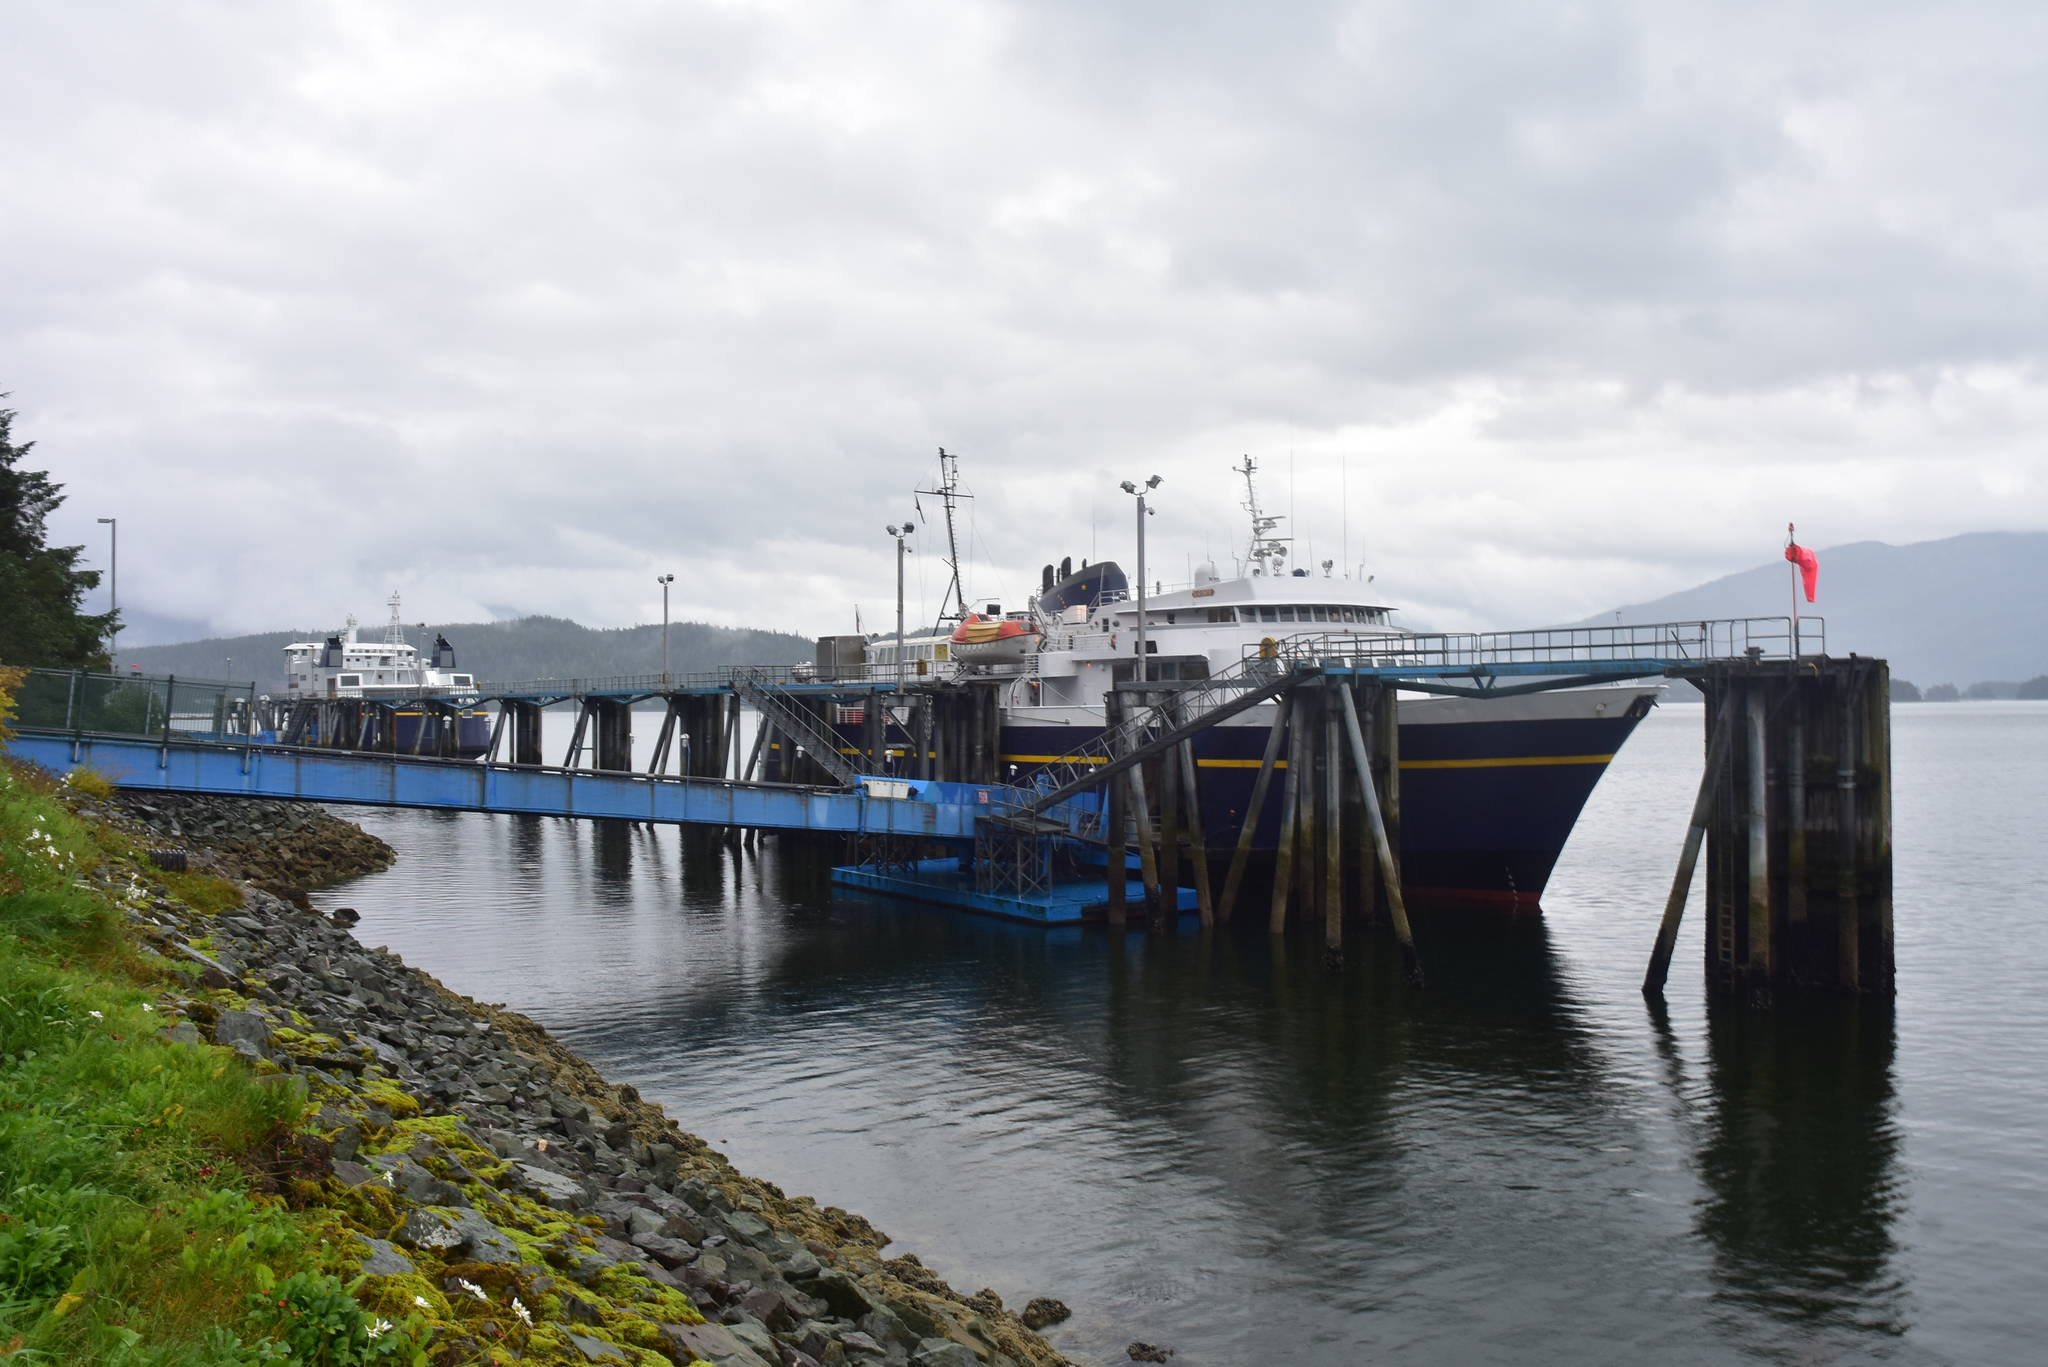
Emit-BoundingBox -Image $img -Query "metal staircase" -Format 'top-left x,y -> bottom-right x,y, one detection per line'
1010,650 -> 1306,831
727,668 -> 864,787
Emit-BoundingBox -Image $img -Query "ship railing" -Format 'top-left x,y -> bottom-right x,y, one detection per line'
1240,616 -> 1826,674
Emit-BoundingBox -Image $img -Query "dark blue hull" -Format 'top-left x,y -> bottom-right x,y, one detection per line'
298,708 -> 492,760
985,701 -> 1653,906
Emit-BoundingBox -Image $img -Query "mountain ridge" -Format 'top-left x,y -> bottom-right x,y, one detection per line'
113,614 -> 812,691
1576,529 -> 2046,686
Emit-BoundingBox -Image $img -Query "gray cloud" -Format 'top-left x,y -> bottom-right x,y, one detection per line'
8,0 -> 2046,645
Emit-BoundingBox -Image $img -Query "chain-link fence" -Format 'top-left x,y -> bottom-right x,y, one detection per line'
10,668 -> 261,741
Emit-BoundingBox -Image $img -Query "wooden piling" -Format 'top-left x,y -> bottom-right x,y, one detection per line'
1643,690 -> 1736,996
1178,739 -> 1214,926
1220,691 -> 1291,922
1127,755 -> 1164,915
1322,683 -> 1343,958
1690,659 -> 1894,999
1787,711 -> 1807,925
1337,681 -> 1421,985
1157,695 -> 1182,896
1269,698 -> 1305,934
1745,688 -> 1772,985
1105,691 -> 1128,927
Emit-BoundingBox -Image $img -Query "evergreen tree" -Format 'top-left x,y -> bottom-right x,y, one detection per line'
0,396 -> 116,668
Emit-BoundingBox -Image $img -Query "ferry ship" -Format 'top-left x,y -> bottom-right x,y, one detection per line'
278,594 -> 492,758
854,457 -> 1657,906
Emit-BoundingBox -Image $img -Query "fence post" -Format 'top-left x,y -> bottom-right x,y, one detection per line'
65,670 -> 80,730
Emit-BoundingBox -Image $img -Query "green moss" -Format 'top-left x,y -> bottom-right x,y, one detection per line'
359,1072 -> 423,1118
589,1263 -> 703,1325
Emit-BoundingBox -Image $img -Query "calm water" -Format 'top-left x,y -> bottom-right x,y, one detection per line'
321,702 -> 2048,1365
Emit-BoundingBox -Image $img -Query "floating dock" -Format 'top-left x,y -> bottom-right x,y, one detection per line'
830,856 -> 1199,925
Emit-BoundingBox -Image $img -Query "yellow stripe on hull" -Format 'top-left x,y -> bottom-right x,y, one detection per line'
1399,753 -> 1614,770
996,753 -> 1615,770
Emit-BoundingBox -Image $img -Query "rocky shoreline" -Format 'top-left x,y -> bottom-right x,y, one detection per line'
105,795 -> 1084,1367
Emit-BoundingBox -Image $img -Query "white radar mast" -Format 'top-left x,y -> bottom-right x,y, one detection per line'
1237,455 -> 1291,577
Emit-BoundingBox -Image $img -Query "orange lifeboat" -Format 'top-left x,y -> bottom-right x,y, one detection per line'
949,613 -> 1043,665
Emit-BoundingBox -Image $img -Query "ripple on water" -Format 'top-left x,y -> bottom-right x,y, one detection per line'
327,703 -> 2047,1365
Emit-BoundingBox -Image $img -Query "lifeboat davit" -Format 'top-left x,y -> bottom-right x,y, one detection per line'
949,613 -> 1042,665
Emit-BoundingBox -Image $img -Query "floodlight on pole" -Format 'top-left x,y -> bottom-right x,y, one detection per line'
887,523 -> 915,682
1118,477 -> 1162,684
656,573 -> 676,682
96,517 -> 117,659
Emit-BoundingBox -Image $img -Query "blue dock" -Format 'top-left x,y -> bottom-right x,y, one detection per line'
2,732 -> 998,840
829,856 -> 1199,925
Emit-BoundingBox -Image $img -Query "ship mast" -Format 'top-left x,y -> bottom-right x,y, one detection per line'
385,590 -> 409,646
915,447 -> 974,623
1237,455 -> 1291,576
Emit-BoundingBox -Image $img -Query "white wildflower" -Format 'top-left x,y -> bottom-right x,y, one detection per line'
141,1003 -> 154,1012
367,1318 -> 392,1339
456,1278 -> 487,1302
413,1295 -> 431,1310
512,1297 -> 532,1327
88,1010 -> 104,1020
383,1168 -> 395,1185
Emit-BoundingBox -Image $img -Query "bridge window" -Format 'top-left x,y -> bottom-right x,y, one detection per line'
1257,606 -> 1278,622
338,674 -> 362,687
1207,607 -> 1235,623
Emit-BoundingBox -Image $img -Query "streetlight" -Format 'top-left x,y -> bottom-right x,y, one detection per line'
886,522 -> 915,683
1118,476 -> 1162,684
96,517 -> 117,660
656,573 -> 675,683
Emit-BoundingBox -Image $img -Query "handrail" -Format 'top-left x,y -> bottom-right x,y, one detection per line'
1242,616 -> 1825,673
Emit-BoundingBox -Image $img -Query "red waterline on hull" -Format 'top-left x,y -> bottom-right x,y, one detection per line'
1404,885 -> 1545,912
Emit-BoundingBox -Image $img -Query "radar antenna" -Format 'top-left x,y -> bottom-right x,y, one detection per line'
916,448 -> 974,623
1236,455 -> 1291,576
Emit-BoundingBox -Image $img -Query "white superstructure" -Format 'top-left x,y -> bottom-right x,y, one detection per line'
282,592 -> 474,699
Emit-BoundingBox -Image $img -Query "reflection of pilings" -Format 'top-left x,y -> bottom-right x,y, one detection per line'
1695,999 -> 1902,1336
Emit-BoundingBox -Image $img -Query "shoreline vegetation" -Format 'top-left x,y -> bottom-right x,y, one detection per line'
1,681 -> 1081,1365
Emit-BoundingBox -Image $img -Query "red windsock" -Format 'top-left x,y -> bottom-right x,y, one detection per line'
1785,541 -> 1818,602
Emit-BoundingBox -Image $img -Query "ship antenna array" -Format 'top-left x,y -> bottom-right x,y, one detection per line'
916,447 -> 974,623
385,590 -> 409,645
1236,455 -> 1290,576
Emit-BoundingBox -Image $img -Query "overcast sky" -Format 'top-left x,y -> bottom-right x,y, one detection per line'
9,0 -> 2045,643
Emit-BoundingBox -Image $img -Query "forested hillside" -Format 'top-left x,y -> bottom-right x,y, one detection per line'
114,615 -> 810,690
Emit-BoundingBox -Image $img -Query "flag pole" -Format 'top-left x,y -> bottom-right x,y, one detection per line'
1787,521 -> 1800,655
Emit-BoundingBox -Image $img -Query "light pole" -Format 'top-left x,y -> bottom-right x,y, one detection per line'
1118,476 -> 1162,684
886,522 -> 915,683
96,517 -> 117,660
656,573 -> 675,682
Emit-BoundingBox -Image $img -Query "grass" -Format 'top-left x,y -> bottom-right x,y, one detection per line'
1,668 -> 719,1367
0,747 -> 429,1365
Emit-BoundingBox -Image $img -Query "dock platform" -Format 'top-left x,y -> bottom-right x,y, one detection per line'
830,857 -> 1199,925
